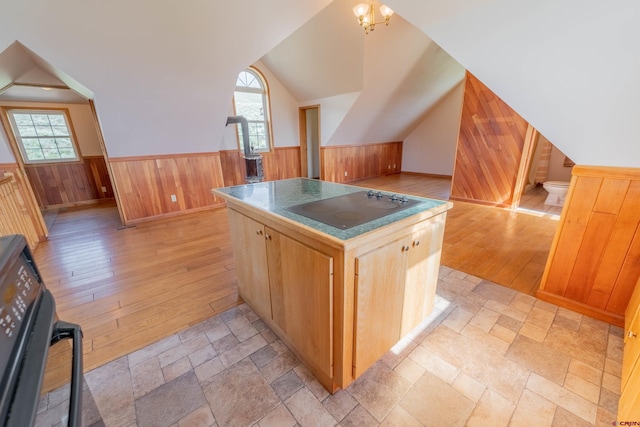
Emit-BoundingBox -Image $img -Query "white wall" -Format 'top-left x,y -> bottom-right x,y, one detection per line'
0,1 -> 332,158
301,92 -> 360,147
388,0 -> 640,168
547,143 -> 573,182
0,101 -> 102,158
0,131 -> 13,163
402,81 -> 465,175
220,61 -> 300,152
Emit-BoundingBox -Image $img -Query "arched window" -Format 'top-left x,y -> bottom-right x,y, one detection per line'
233,67 -> 272,154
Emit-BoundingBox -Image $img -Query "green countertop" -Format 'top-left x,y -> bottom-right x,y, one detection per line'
213,178 -> 450,240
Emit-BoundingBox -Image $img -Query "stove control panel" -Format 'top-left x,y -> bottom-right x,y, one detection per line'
0,235 -> 43,380
1,262 -> 38,339
367,190 -> 410,203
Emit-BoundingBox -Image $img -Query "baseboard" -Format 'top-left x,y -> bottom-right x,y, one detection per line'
536,289 -> 624,327
401,171 -> 452,179
448,195 -> 510,209
124,202 -> 226,226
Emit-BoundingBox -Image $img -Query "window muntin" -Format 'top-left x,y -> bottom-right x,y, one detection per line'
7,110 -> 80,163
233,68 -> 271,154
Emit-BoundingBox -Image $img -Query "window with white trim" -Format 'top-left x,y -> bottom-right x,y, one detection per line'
7,109 -> 80,163
233,68 -> 272,154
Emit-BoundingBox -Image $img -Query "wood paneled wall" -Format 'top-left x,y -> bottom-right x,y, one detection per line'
537,166 -> 640,327
219,147 -> 301,187
24,156 -> 114,209
450,72 -> 529,207
110,153 -> 227,223
0,175 -> 40,249
321,142 -> 402,183
0,163 -> 48,242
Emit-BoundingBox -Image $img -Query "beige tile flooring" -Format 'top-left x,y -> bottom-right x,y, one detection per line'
36,267 -> 621,427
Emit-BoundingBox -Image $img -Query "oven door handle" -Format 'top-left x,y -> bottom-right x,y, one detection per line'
51,321 -> 83,427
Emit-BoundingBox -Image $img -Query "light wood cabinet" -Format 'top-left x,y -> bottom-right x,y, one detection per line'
266,229 -> 334,378
619,276 -> 640,421
353,216 -> 445,377
221,195 -> 449,393
354,235 -> 407,377
227,210 -> 272,320
228,209 -> 335,380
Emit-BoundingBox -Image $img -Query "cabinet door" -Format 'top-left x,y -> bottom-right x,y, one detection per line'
266,228 -> 334,377
227,210 -> 272,320
354,237 -> 408,377
619,354 -> 640,421
401,216 -> 446,336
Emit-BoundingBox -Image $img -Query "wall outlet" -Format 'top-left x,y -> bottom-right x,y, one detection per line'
393,164 -> 396,168
170,194 -> 177,202
101,186 -> 107,193
387,165 -> 391,169
344,171 -> 348,177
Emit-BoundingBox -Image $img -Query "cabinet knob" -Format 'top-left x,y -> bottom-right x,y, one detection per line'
413,241 -> 420,247
402,246 -> 410,252
265,234 -> 272,241
256,230 -> 263,236
629,330 -> 638,339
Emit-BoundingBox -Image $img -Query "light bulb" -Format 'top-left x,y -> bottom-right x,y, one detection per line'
379,4 -> 394,18
353,3 -> 369,18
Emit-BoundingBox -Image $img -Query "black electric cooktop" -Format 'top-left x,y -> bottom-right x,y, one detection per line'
284,190 -> 421,230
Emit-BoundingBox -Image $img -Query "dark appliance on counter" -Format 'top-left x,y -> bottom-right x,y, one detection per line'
0,234 -> 83,427
285,190 -> 421,230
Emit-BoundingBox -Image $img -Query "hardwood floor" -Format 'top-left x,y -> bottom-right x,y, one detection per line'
34,174 -> 560,392
350,173 -> 559,296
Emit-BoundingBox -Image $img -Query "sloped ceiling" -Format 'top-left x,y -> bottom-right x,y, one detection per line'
0,0 -> 638,167
0,42 -> 88,104
260,0 -> 365,101
261,0 -> 465,146
386,0 -> 640,167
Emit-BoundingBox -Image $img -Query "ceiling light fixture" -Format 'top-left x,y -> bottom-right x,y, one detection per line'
352,2 -> 394,34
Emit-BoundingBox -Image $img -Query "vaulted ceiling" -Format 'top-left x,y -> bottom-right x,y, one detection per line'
0,0 -> 638,167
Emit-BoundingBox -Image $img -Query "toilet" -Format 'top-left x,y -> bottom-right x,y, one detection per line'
542,181 -> 570,206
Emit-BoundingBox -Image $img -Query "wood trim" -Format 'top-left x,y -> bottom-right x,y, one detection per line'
449,195 -> 510,209
89,100 -> 126,226
537,165 -> 640,325
323,141 -> 402,149
299,108 -> 309,178
0,165 -> 48,241
511,124 -> 539,209
125,204 -> 225,225
110,152 -> 221,163
0,106 -> 84,164
571,165 -> 640,180
401,171 -> 453,179
536,290 -> 624,327
0,174 -> 41,249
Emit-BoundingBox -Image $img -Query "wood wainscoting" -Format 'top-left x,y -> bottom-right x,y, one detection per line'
450,72 -> 529,207
110,152 -> 227,223
321,141 -> 402,183
537,166 -> 640,327
0,174 -> 40,249
219,147 -> 301,187
0,163 -> 48,243
24,156 -> 114,209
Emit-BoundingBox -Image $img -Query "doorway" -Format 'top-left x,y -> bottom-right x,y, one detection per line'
299,106 -> 320,179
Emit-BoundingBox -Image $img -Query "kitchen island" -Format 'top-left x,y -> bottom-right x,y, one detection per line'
212,178 -> 452,392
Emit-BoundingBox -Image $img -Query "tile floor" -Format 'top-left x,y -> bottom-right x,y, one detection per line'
35,267 -> 621,427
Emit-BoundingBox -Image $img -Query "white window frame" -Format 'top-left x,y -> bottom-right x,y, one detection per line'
233,67 -> 273,154
6,109 -> 81,164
